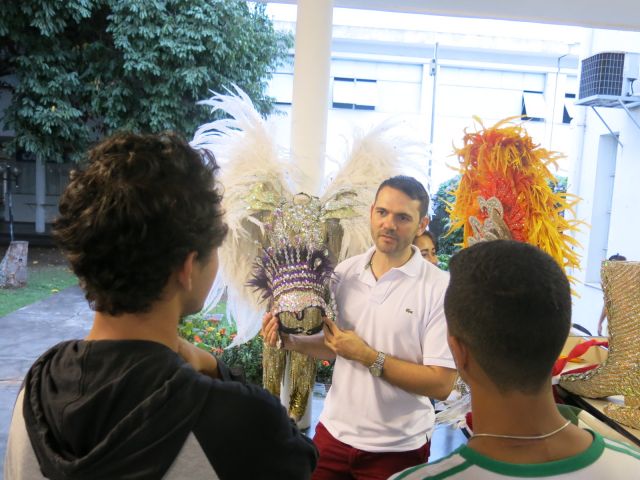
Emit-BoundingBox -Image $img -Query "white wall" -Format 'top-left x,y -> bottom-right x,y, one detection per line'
269,59 -> 577,195
267,6 -> 585,194
569,29 -> 640,334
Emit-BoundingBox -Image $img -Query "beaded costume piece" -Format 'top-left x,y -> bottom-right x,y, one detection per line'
560,261 -> 640,429
247,194 -> 351,419
190,87 -> 423,421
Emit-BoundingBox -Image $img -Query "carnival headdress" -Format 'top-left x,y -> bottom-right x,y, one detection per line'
190,86 -> 425,346
447,116 -> 583,278
248,193 -> 340,332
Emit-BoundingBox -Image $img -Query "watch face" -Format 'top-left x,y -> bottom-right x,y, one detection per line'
370,365 -> 382,377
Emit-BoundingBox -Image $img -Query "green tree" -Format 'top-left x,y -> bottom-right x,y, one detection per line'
430,175 -> 463,255
0,0 -> 291,163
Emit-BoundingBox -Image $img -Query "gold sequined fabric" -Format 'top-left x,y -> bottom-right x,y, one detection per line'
288,351 -> 317,421
263,344 -> 286,398
560,261 -> 640,404
250,189 -> 357,420
604,401 -> 640,430
262,344 -> 318,421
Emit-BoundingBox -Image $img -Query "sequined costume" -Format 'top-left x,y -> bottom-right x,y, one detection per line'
247,193 -> 354,420
190,87 -> 423,421
446,118 -> 640,432
560,260 -> 640,430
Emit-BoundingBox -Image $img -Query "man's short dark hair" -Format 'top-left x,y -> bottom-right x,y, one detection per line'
608,253 -> 627,261
375,176 -> 429,218
53,132 -> 228,315
445,240 -> 571,394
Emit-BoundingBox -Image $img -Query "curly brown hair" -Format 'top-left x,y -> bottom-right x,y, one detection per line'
53,132 -> 228,315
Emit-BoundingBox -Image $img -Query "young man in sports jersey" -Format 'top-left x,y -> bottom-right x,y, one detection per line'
391,240 -> 640,480
262,175 -> 458,480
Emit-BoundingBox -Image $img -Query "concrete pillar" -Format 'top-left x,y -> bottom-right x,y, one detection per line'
279,0 -> 334,430
289,0 -> 334,196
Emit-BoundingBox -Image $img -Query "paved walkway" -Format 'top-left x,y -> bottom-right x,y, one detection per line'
0,286 -> 92,478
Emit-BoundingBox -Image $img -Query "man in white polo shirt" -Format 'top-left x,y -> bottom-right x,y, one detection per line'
262,175 -> 457,480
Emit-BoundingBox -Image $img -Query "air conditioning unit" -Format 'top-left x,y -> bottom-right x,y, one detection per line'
578,52 -> 640,103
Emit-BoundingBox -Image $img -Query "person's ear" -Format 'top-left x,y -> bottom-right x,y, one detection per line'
177,251 -> 198,291
447,333 -> 469,373
419,216 -> 429,234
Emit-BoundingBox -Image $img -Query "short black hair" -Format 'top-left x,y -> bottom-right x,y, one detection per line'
375,175 -> 429,218
608,253 -> 627,261
54,132 -> 228,315
445,240 -> 571,393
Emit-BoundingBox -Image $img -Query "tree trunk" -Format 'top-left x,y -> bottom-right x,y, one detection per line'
0,241 -> 29,288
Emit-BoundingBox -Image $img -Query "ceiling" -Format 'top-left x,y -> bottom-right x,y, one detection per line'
263,0 -> 640,31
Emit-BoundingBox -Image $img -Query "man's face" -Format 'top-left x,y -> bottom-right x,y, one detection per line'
370,186 -> 426,259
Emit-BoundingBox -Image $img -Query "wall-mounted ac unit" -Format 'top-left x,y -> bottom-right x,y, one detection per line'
577,52 -> 640,108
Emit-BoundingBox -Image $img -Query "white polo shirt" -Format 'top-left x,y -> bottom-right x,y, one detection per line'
319,246 -> 455,452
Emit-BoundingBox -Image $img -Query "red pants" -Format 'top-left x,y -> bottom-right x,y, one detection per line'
312,422 -> 430,480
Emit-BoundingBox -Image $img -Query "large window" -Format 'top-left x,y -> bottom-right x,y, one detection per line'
332,77 -> 378,110
521,91 -> 546,122
268,72 -> 294,105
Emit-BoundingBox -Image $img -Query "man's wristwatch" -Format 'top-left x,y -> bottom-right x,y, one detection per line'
368,351 -> 386,377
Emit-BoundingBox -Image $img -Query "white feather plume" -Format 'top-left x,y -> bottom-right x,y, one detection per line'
191,89 -> 430,347
321,118 -> 429,261
191,86 -> 294,347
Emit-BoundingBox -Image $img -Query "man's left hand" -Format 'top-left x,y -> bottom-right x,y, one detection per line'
323,317 -> 376,367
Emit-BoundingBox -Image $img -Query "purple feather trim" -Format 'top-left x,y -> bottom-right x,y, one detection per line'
247,245 -> 334,303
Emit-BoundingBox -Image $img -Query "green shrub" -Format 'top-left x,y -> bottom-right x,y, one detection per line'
316,359 -> 335,384
437,254 -> 452,271
178,310 -> 336,386
178,312 -> 264,385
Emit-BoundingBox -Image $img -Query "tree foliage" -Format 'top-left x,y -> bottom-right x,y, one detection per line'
0,0 -> 291,162
430,175 -> 463,255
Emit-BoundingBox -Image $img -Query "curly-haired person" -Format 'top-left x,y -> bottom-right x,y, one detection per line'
4,132 -> 317,480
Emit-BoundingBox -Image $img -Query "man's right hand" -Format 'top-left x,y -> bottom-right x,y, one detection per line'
260,311 -> 335,360
261,312 -> 285,348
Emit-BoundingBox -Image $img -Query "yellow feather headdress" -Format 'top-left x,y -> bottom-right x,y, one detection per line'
448,116 -> 583,281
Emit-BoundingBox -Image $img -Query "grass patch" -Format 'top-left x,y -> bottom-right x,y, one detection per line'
0,266 -> 78,317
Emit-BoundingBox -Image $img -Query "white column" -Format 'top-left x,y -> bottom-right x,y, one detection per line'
34,156 -> 46,233
290,0 -> 333,196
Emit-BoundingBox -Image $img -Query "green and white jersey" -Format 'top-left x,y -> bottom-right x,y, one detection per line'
390,430 -> 640,479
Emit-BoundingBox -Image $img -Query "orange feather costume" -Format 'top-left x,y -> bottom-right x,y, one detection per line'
448,116 -> 583,279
